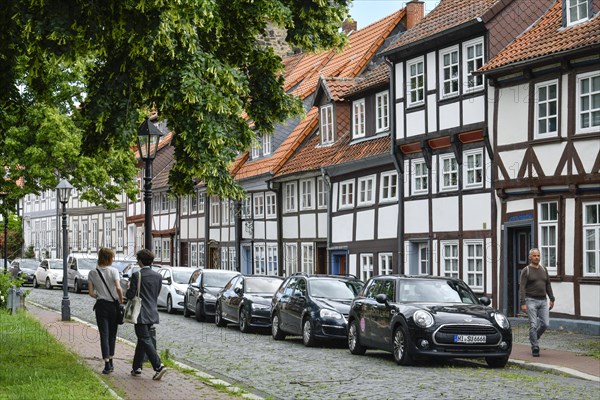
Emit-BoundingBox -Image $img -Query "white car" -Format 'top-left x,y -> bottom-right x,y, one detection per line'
34,259 -> 64,289
158,266 -> 195,314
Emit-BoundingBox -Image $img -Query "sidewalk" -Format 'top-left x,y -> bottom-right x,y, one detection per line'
27,303 -> 599,400
27,303 -> 260,400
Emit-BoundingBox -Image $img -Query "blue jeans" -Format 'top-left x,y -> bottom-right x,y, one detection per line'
94,300 -> 118,360
133,324 -> 161,371
526,297 -> 549,348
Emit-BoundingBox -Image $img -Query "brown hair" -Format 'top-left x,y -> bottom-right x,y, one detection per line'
136,248 -> 155,266
98,247 -> 115,267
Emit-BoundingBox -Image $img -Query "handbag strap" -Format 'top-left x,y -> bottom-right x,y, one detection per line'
135,270 -> 142,296
96,268 -> 117,302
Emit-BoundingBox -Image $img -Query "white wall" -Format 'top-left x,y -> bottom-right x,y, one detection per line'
432,197 -> 459,232
497,84 -> 528,146
553,282 -> 575,315
377,206 -> 398,239
462,194 -> 491,231
404,200 -> 429,234
355,210 -> 375,241
462,95 -> 485,125
332,214 -> 354,243
282,216 -> 298,239
300,214 -> 316,238
580,285 -> 600,318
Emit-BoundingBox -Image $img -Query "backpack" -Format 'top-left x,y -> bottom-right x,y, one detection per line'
524,264 -> 548,284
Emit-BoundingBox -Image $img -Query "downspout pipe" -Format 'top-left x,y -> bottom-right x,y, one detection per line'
385,57 -> 405,275
267,174 -> 283,277
320,167 -> 332,274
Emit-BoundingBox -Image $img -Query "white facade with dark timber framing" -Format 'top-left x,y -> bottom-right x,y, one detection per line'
480,0 -> 600,319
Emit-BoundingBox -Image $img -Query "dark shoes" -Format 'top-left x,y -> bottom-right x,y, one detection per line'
102,360 -> 113,374
152,365 -> 167,381
131,368 -> 142,377
532,346 -> 540,357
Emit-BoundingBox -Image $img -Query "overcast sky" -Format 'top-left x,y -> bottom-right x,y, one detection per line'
349,0 -> 441,29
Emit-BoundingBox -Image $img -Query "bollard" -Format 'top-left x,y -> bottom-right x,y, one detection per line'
7,285 -> 17,314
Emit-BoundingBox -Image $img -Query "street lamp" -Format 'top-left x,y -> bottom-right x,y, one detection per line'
56,178 -> 73,321
137,117 -> 163,251
0,192 -> 7,273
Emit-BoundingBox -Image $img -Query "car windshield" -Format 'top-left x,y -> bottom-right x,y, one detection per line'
399,279 -> 478,304
47,260 -> 63,270
173,269 -> 194,284
20,259 -> 39,269
203,272 -> 238,288
112,262 -> 133,273
246,277 -> 282,293
77,258 -> 98,270
309,279 -> 362,300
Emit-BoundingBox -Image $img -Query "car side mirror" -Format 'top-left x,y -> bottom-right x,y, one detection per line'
293,291 -> 304,298
234,287 -> 243,295
375,293 -> 388,305
162,278 -> 170,285
479,296 -> 491,306
122,273 -> 129,279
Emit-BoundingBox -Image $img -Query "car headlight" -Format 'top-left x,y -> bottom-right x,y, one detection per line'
413,310 -> 434,328
494,312 -> 510,329
175,289 -> 185,296
320,309 -> 343,320
251,303 -> 270,311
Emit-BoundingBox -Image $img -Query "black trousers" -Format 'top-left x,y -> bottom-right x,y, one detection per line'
133,324 -> 161,371
94,300 -> 118,360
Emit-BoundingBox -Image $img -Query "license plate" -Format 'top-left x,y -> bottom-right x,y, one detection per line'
454,335 -> 486,344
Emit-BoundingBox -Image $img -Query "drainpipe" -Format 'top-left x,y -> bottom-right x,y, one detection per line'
234,199 -> 241,272
386,57 -> 405,274
320,167 -> 332,274
267,174 -> 283,277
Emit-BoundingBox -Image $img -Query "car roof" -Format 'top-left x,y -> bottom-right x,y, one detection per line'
243,275 -> 283,279
370,275 -> 462,283
194,268 -> 240,274
289,273 -> 362,281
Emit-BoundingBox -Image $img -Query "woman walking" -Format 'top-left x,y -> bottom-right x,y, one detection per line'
88,247 -> 124,374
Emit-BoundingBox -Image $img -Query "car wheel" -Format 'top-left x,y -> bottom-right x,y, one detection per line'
485,356 -> 509,368
348,320 -> 367,355
183,297 -> 191,318
75,279 -> 82,293
45,278 -> 52,290
239,307 -> 250,333
393,325 -> 413,366
33,277 -> 39,288
195,300 -> 206,322
215,302 -> 227,327
271,313 -> 286,340
166,295 -> 175,314
302,318 -> 317,347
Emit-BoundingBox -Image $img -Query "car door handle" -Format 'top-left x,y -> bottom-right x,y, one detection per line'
390,309 -> 397,315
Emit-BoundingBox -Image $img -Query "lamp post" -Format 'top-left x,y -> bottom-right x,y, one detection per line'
137,117 -> 163,251
56,178 -> 73,321
0,192 -> 7,273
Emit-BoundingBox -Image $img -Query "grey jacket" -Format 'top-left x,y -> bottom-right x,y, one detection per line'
126,266 -> 162,325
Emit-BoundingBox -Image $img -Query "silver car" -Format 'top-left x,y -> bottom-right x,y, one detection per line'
158,266 -> 195,313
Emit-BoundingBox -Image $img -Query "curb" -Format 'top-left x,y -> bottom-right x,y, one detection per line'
508,359 -> 600,383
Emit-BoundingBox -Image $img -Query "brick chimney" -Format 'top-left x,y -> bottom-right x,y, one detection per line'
342,18 -> 358,34
406,0 -> 425,30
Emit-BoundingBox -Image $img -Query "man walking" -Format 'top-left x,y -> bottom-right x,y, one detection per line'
127,249 -> 167,380
520,248 -> 555,357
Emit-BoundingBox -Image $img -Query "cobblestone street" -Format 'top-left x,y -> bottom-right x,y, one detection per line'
25,288 -> 599,400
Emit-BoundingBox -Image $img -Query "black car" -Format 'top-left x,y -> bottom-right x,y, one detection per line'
215,275 -> 284,332
270,273 -> 364,347
184,269 -> 240,322
347,275 -> 512,368
10,258 -> 38,286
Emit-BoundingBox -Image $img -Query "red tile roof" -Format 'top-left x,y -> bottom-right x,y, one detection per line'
480,1 -> 600,72
383,0 -> 499,53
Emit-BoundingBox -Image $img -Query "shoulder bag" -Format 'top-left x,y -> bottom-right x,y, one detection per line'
124,271 -> 142,324
96,268 -> 125,325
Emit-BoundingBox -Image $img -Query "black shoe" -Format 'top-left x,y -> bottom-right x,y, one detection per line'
532,346 -> 540,357
130,368 -> 142,377
152,365 -> 167,381
102,362 -> 111,374
108,359 -> 114,372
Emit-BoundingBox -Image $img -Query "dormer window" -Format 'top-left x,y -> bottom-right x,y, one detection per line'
567,0 -> 589,25
352,99 -> 366,139
320,104 -> 334,145
251,140 -> 260,159
263,134 -> 271,156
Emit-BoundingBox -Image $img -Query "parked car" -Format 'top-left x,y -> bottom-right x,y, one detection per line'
119,264 -> 161,300
215,275 -> 284,332
347,275 -> 512,368
66,254 -> 98,293
270,273 -> 364,347
183,269 -> 240,322
10,258 -> 37,286
158,266 -> 194,314
33,259 -> 65,289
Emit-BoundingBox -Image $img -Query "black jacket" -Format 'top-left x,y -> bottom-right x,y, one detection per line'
126,266 -> 162,325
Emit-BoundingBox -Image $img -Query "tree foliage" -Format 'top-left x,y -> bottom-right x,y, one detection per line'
0,0 -> 350,207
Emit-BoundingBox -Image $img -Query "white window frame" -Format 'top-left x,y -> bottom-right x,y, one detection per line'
116,219 -> 124,251
352,98 -> 366,139
267,244 -> 278,276
161,192 -> 169,212
464,149 -> 484,189
210,196 -> 220,226
576,71 -> 600,134
263,134 -> 271,156
284,182 -> 297,213
266,193 -> 276,218
191,243 -> 198,268
254,244 -> 266,275
464,240 -> 484,291
380,171 -> 398,202
379,253 -> 393,275
222,200 -> 230,224
285,243 -> 298,275
535,80 -> 559,138
360,254 -> 374,282
463,38 -> 484,91
440,46 -> 459,98
253,193 -> 264,218
418,242 -> 429,275
320,104 -> 334,145
441,241 -> 459,278
154,239 -> 162,260
198,193 -> 205,213
357,175 -> 375,207
221,247 -> 229,270
82,221 -> 88,250
198,242 -> 205,268
538,202 -> 558,272
407,57 -> 425,106
301,243 -> 314,274
181,195 -> 188,214
317,177 -> 328,209
567,0 -> 589,25
91,220 -> 98,250
162,239 -> 170,262
440,154 -> 458,191
190,193 -> 198,213
103,219 -> 112,248
228,247 -> 236,271
339,179 -> 355,209
376,91 -> 389,132
583,202 -> 600,277
300,179 -> 314,210
412,159 -> 428,195
242,195 -> 252,218
251,140 -> 260,159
